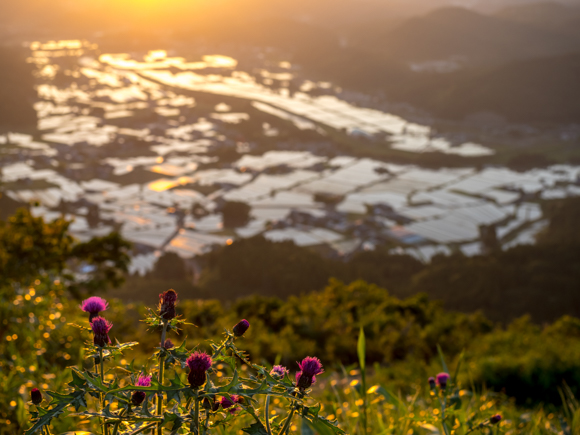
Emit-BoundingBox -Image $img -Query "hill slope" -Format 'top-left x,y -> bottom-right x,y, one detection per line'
369,7 -> 580,67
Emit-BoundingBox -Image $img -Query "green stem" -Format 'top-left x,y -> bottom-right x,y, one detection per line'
203,409 -> 210,435
99,347 -> 109,435
441,395 -> 450,435
265,396 -> 273,435
212,336 -> 233,359
278,401 -> 297,435
130,422 -> 158,435
193,392 -> 200,435
156,320 -> 168,435
112,408 -> 128,435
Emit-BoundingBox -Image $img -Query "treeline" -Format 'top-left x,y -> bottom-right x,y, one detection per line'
194,197 -> 580,324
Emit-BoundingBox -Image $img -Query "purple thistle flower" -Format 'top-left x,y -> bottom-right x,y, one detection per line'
436,372 -> 450,389
163,339 -> 175,349
270,365 -> 288,379
490,414 -> 502,425
158,289 -> 178,320
298,356 -> 324,377
30,388 -> 42,405
186,351 -> 212,389
80,296 -> 108,321
296,356 -> 324,390
136,374 -> 152,387
233,319 -> 250,337
131,374 -> 151,406
91,316 -> 112,347
428,377 -> 436,390
220,395 -> 241,413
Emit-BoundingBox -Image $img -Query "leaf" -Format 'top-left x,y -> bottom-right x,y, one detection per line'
214,369 -> 239,393
357,327 -> 366,371
241,422 -> 269,435
301,418 -> 316,435
24,391 -> 85,435
437,344 -> 450,375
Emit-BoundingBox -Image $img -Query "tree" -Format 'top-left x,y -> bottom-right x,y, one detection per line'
0,208 -> 131,295
221,201 -> 251,228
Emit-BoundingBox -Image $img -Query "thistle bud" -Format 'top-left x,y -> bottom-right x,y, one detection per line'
30,388 -> 42,405
233,319 -> 250,337
490,414 -> 502,425
428,377 -> 436,390
158,289 -> 178,321
163,339 -> 175,349
131,375 -> 151,407
436,372 -> 450,390
295,356 -> 324,390
186,351 -> 212,389
220,395 -> 241,414
90,316 -> 112,348
131,391 -> 146,407
202,396 -> 214,410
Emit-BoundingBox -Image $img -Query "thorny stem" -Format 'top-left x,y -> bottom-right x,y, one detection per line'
112,407 -> 128,435
212,336 -> 233,359
130,422 -> 158,435
193,391 -> 201,435
278,400 -> 298,435
156,320 -> 168,435
265,395 -> 273,435
203,409 -> 210,435
99,347 -> 109,435
441,394 -> 450,435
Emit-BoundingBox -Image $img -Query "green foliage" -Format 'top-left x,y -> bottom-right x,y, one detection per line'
0,209 -> 73,287
0,208 -> 131,294
151,252 -> 188,281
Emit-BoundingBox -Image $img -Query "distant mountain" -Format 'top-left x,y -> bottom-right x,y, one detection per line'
364,7 -> 580,67
495,1 -> 580,37
418,53 -> 580,123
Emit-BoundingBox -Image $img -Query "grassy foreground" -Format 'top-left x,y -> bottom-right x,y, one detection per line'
2,276 -> 579,435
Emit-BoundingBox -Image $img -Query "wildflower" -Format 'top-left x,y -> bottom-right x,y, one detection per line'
131,375 -> 151,407
91,316 -> 112,347
30,388 -> 42,405
428,377 -> 436,390
186,351 -> 212,389
80,296 -> 108,321
436,372 -> 450,389
220,395 -> 241,413
490,414 -> 502,424
270,365 -> 288,379
296,356 -> 324,390
233,319 -> 250,337
163,339 -> 175,349
158,289 -> 178,321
